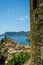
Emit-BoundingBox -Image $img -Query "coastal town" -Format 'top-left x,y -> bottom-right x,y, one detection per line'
0,38 -> 31,65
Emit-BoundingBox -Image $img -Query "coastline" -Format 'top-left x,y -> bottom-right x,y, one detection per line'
0,38 -> 31,65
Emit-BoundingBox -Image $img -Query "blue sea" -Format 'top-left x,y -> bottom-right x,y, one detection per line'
0,35 -> 30,45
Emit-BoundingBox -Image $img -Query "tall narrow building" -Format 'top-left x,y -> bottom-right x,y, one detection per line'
30,0 -> 43,65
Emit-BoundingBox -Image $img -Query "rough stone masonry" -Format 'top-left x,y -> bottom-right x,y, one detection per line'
30,0 -> 43,65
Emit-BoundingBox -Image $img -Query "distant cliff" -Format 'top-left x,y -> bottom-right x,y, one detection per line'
2,31 -> 30,36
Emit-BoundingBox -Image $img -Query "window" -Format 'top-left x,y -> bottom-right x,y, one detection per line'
33,0 -> 37,9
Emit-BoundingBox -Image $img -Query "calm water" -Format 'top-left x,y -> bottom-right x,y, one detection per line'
0,35 -> 30,45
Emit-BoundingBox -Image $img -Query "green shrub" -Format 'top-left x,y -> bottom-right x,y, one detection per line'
6,52 -> 30,65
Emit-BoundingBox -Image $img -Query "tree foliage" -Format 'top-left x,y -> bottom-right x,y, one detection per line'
6,52 -> 30,65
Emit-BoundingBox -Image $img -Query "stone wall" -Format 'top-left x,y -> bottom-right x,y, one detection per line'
30,0 -> 43,65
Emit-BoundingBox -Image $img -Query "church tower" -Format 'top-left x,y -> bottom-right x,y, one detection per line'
30,0 -> 43,65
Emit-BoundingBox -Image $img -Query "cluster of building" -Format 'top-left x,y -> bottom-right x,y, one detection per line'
1,39 -> 30,63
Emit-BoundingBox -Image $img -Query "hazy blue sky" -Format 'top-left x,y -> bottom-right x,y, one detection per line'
0,0 -> 30,34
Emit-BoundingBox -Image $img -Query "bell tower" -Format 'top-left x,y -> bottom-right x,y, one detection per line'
30,0 -> 43,65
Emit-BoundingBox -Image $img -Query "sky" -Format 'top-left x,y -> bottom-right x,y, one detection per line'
0,0 -> 30,34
